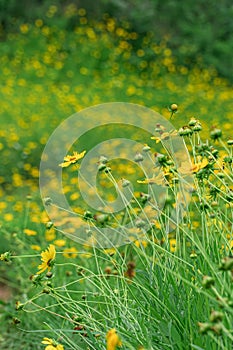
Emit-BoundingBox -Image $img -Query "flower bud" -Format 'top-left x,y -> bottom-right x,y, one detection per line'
15,301 -> 24,311
83,211 -> 93,220
142,144 -> 151,152
219,257 -> 233,271
135,219 -> 146,228
104,266 -> 112,274
122,179 -> 130,187
46,221 -> 53,229
198,322 -> 212,334
202,275 -> 215,288
94,214 -> 109,224
44,197 -> 52,206
98,163 -> 106,171
42,288 -> 51,294
211,323 -> 223,335
188,118 -> 198,127
134,153 -> 144,162
217,172 -> 225,179
227,139 -> 233,146
224,156 -> 232,163
209,310 -> 224,323
46,271 -> 53,278
0,251 -> 11,262
178,127 -> 193,136
170,103 -> 178,111
193,123 -> 202,132
99,155 -> 108,164
210,128 -> 222,140
104,166 -> 111,173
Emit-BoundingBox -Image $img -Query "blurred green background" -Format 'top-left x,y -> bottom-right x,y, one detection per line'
1,0 -> 232,79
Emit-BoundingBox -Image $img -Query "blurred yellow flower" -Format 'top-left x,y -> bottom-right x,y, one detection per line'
137,172 -> 168,186
24,228 -> 37,236
63,247 -> 78,258
41,337 -> 64,350
4,213 -> 13,221
54,239 -> 66,247
169,238 -> 177,253
37,245 -> 56,274
106,329 -> 122,350
31,245 -> 41,251
59,151 -> 86,167
178,158 -> 209,175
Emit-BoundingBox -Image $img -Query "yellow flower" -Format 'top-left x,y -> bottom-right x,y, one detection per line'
178,158 -> 209,175
63,247 -> 78,258
41,337 -> 64,350
137,172 -> 168,186
59,150 -> 86,167
54,239 -> 66,247
24,228 -> 37,236
169,238 -> 177,253
106,329 -> 122,350
31,245 -> 41,251
37,245 -> 56,274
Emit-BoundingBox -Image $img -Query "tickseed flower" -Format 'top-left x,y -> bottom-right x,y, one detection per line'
137,172 -> 168,186
24,228 -> 37,236
63,247 -> 78,258
106,328 -> 122,350
37,245 -> 56,274
41,337 -> 64,350
178,158 -> 209,175
59,150 -> 86,167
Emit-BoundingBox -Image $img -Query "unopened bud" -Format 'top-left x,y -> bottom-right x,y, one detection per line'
202,275 -> 215,288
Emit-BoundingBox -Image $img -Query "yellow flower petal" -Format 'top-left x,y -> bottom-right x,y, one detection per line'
42,338 -> 53,345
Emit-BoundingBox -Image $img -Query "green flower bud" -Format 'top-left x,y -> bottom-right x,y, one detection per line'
15,301 -> 24,311
44,197 -> 52,206
134,153 -> 144,162
83,211 -> 93,220
202,275 -> 215,288
211,323 -> 223,335
135,219 -> 146,228
0,251 -> 11,262
98,163 -> 107,171
198,322 -> 212,334
219,257 -> 233,271
42,288 -> 51,294
178,127 -> 193,136
122,179 -> 131,187
227,139 -> 233,146
170,103 -> 178,112
188,118 -> 197,127
224,156 -> 232,163
210,128 -> 222,140
193,123 -> 202,132
104,166 -> 111,173
99,155 -> 108,164
46,271 -> 53,278
142,145 -> 151,152
46,221 -> 53,229
209,310 -> 224,323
